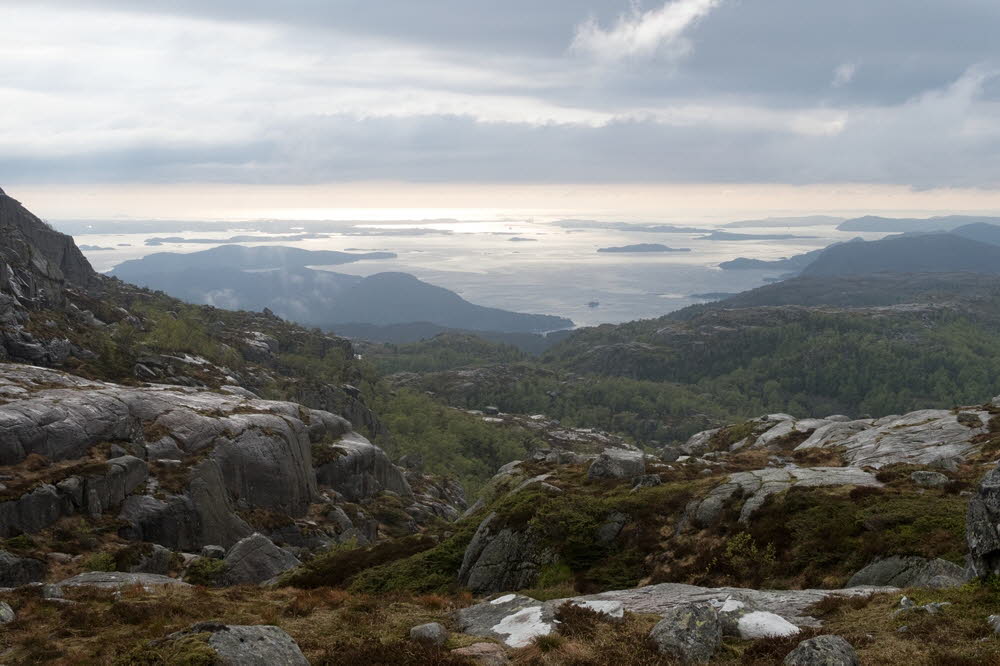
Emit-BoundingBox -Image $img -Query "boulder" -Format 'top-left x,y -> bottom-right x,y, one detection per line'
783,635 -> 860,666
455,594 -> 556,648
910,471 -> 950,488
0,549 -> 46,586
846,556 -> 968,589
409,622 -> 449,646
587,449 -> 645,480
315,432 -> 412,501
0,601 -> 13,624
458,513 -> 556,594
158,623 -> 308,666
451,642 -> 509,665
126,543 -> 174,575
201,545 -> 226,560
648,602 -> 722,663
221,533 -> 301,586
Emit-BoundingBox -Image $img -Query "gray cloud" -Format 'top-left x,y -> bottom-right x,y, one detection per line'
2,1 -> 1000,188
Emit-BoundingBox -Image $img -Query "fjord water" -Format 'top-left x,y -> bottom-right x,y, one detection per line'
71,217 -> 877,327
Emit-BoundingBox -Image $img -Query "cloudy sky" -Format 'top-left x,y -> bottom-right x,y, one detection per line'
3,0 -> 1000,219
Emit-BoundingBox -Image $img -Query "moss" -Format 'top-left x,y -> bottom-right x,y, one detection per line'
707,421 -> 757,452
184,558 -> 227,587
282,534 -> 440,590
83,552 -> 118,572
116,633 -> 220,666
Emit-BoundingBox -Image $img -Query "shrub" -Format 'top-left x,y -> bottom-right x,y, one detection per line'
184,558 -> 227,587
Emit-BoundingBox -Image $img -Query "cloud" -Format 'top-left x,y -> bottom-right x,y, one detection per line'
832,62 -> 857,88
571,0 -> 723,61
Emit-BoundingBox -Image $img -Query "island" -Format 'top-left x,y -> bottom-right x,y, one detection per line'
597,243 -> 691,253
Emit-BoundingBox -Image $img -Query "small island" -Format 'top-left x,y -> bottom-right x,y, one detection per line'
597,243 -> 691,254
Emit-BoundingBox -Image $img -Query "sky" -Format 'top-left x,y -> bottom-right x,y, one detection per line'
3,0 -> 1000,220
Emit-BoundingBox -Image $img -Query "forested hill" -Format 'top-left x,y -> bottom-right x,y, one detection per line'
375,272 -> 1000,446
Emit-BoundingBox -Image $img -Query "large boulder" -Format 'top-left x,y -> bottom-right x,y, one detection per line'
315,432 -> 412,501
966,465 -> 1000,577
0,549 -> 46,586
409,622 -> 449,646
458,513 -> 556,594
154,622 -> 308,666
587,449 -> 645,480
220,533 -> 301,586
648,602 -> 722,663
846,556 -> 968,589
784,635 -> 860,665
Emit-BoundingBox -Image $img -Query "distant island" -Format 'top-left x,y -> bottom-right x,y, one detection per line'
508,237 -> 537,242
78,244 -> 113,251
700,231 -> 817,241
597,243 -> 691,253
689,292 -> 738,300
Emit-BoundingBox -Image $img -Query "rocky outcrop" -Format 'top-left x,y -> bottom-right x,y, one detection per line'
315,432 -> 411,501
846,556 -> 968,589
587,448 -> 646,480
0,549 -> 46,586
152,623 -> 308,666
795,409 -> 990,468
0,363 -> 446,553
0,456 -> 149,538
455,594 -> 557,648
967,464 -> 1000,577
686,467 -> 881,527
458,512 -> 556,594
53,571 -> 190,591
220,533 -> 301,586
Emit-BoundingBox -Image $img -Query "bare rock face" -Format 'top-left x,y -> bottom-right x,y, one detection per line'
458,513 -> 556,594
314,431 -> 411,501
587,448 -> 646,480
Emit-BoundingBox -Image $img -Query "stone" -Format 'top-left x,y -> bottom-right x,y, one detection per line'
221,533 -> 301,586
201,545 -> 226,560
988,614 -> 1000,634
596,511 -> 628,544
0,549 -> 46,586
783,635 -> 860,666
910,471 -> 950,488
648,603 -> 722,663
315,432 -> 412,501
587,449 -> 645,480
451,642 -> 509,665
0,601 -> 14,624
846,556 -> 968,589
631,474 -> 662,491
409,622 -> 449,646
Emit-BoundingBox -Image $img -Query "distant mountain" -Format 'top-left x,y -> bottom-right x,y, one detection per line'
700,231 -> 816,241
800,233 -> 1000,277
597,243 -> 690,253
719,238 -> 863,272
837,215 -> 1000,232
110,246 -> 572,334
951,222 -> 1000,246
722,215 -> 844,228
113,244 -> 394,274
551,220 -> 711,233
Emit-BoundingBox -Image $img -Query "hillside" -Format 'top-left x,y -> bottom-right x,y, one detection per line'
800,233 -> 1000,277
6,187 -> 1000,664
111,247 -> 573,334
